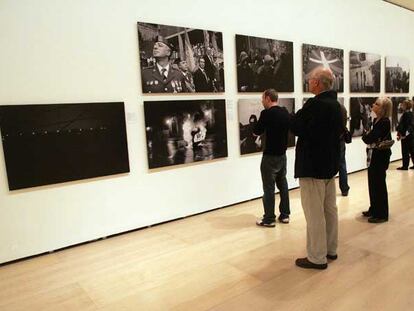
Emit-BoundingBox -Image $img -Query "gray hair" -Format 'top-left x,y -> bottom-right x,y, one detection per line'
312,67 -> 334,91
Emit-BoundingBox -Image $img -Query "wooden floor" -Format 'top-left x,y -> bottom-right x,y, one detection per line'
1,161 -> 413,311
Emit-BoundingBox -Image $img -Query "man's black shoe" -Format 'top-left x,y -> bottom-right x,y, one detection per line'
362,210 -> 371,217
341,191 -> 348,197
410,166 -> 414,169
368,217 -> 388,223
327,254 -> 338,260
397,167 -> 408,170
295,257 -> 327,270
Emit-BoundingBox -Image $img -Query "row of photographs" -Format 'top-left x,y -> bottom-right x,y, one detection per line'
138,21 -> 411,94
0,97 -> 410,190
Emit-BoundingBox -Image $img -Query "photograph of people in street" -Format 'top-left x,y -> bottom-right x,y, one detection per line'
138,22 -> 225,94
144,100 -> 227,169
350,51 -> 381,92
350,97 -> 376,137
385,56 -> 410,93
235,34 -> 294,93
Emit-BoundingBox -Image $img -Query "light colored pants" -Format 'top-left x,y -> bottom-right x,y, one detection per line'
299,177 -> 338,264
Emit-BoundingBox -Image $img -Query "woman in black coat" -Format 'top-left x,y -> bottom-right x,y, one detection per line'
361,97 -> 392,223
396,99 -> 414,170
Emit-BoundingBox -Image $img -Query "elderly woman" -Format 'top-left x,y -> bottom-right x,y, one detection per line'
396,99 -> 414,170
361,97 -> 393,223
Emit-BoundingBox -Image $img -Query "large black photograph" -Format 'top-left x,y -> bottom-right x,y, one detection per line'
235,34 -> 293,92
138,22 -> 224,94
385,56 -> 410,93
350,51 -> 381,92
238,98 -> 295,155
391,97 -> 408,132
144,100 -> 227,169
350,97 -> 376,137
302,44 -> 344,92
0,103 -> 130,190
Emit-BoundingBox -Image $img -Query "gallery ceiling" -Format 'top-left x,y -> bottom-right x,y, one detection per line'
383,0 -> 414,11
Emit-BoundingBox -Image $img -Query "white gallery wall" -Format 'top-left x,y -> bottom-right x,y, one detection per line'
0,0 -> 413,263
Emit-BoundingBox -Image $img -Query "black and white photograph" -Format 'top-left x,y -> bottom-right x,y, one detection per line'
238,98 -> 295,155
0,102 -> 130,190
302,44 -> 344,92
350,51 -> 381,92
144,100 -> 227,169
235,34 -> 294,92
350,97 -> 376,137
385,56 -> 410,93
138,22 -> 224,94
391,97 -> 409,132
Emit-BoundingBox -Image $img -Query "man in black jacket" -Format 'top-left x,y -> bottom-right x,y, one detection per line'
291,67 -> 343,270
254,89 -> 291,227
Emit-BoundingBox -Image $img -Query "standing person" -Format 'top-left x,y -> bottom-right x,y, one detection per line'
193,58 -> 214,92
141,36 -> 188,93
339,102 -> 350,196
176,59 -> 196,93
254,89 -> 291,227
361,97 -> 392,223
291,67 -> 343,270
396,99 -> 414,170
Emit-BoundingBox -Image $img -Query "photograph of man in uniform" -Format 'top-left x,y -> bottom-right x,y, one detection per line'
138,22 -> 225,94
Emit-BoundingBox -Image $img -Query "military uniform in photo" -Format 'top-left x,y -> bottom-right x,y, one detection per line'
142,64 -> 188,93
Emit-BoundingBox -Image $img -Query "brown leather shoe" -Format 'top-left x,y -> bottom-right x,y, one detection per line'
295,257 -> 327,270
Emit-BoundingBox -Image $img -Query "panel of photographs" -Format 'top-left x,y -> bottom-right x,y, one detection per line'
0,21 -> 412,190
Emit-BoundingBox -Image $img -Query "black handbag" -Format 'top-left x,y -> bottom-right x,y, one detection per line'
343,128 -> 352,144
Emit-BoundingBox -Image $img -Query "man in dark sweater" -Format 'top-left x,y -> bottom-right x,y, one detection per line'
254,89 -> 291,227
291,67 -> 343,270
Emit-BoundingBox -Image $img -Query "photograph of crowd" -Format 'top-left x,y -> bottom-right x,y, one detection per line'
238,98 -> 295,155
138,22 -> 224,94
144,100 -> 227,169
350,97 -> 376,137
349,51 -> 381,92
391,97 -> 409,132
385,56 -> 410,93
302,44 -> 344,93
0,102 -> 130,190
235,34 -> 294,92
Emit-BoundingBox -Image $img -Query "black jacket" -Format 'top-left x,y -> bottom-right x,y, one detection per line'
396,111 -> 413,137
291,90 -> 343,179
362,117 -> 392,169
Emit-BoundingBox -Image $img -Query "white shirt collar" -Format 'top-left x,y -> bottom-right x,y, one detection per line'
157,63 -> 170,76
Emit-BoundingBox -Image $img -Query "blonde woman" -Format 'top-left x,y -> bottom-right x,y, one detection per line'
361,97 -> 392,223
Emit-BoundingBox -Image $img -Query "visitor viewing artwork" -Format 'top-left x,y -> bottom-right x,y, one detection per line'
144,100 -> 227,169
138,22 -> 225,94
391,97 -> 409,132
238,98 -> 295,155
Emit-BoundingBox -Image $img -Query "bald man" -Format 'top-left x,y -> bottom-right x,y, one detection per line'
291,67 -> 343,270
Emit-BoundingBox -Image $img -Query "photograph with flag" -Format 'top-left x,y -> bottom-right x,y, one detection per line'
302,43 -> 344,93
138,22 -> 225,94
